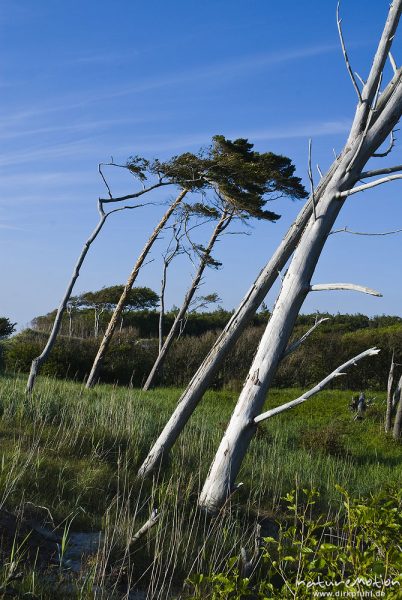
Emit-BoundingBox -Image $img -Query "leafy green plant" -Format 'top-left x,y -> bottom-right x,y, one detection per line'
186,486 -> 402,599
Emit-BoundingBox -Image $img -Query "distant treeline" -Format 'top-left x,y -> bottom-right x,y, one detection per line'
30,308 -> 402,339
2,310 -> 402,390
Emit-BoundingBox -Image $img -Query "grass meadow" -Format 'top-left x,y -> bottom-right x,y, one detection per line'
0,374 -> 401,598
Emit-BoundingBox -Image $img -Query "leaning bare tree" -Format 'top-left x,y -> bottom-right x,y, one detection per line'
385,351 -> 396,432
140,2 -> 402,503
85,151 -> 210,388
197,0 -> 402,512
393,373 -> 402,438
142,204 -> 233,390
26,161 -> 168,394
155,206 -> 221,356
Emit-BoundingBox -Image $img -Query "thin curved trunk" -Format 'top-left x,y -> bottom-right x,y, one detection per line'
385,351 -> 395,432
159,262 -> 168,354
26,211 -> 108,394
142,210 -> 232,391
392,375 -> 402,439
86,188 -> 188,388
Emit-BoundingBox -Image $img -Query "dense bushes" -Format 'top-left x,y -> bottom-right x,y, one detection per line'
4,315 -> 402,389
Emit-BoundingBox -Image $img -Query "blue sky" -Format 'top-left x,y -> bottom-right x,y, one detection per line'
1,0 -> 402,329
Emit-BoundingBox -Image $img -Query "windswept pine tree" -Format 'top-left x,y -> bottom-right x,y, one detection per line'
86,136 -> 306,388
143,136 -> 307,389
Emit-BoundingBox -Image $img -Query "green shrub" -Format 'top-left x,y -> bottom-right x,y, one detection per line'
186,486 -> 402,599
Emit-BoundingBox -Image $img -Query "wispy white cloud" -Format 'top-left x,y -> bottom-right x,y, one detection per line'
63,50 -> 141,65
0,139 -> 105,168
86,44 -> 340,102
0,115 -> 164,141
243,120 -> 351,141
0,221 -> 25,231
0,170 -> 95,188
1,44 -> 339,126
114,119 -> 351,153
0,118 -> 351,168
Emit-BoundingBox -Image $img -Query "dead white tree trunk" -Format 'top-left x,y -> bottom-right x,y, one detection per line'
138,189 -> 322,476
392,374 -> 402,439
67,304 -> 73,338
131,509 -> 160,543
158,224 -> 183,353
142,209 -> 233,390
385,351 -> 395,432
26,200 -> 145,394
198,1 -> 402,512
86,188 -> 188,389
25,159 -> 169,395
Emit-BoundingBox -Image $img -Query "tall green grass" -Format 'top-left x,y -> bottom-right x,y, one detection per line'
0,374 -> 400,598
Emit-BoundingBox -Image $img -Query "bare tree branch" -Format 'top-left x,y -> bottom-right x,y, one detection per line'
98,163 -> 113,200
282,317 -> 330,359
131,509 -> 160,543
349,0 -> 402,140
100,181 -> 170,203
310,283 -> 382,296
336,2 -> 362,102
389,51 -> 398,74
354,71 -> 366,87
254,347 -> 381,424
330,226 -> 402,236
338,172 -> 402,197
372,130 -> 396,157
360,163 -> 402,178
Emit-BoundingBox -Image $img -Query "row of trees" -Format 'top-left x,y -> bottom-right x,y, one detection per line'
65,286 -> 159,338
5,316 -> 402,390
32,305 -> 402,342
26,135 -> 307,393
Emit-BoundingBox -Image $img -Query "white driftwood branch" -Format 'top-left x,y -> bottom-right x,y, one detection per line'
389,51 -> 398,74
360,164 -> 402,178
282,318 -> 330,359
360,1 -> 401,105
354,72 -> 366,87
132,509 -> 160,543
310,283 -> 382,296
255,347 -> 381,424
336,2 -> 362,102
337,173 -> 402,197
